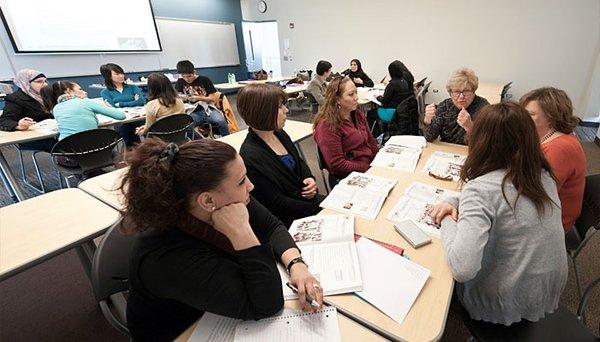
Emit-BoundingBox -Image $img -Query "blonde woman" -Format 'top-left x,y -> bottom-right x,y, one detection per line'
423,68 -> 489,145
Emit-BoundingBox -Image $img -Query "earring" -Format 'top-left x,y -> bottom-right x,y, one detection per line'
211,206 -> 216,211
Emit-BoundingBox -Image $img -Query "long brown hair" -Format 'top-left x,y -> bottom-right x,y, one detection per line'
313,76 -> 353,131
461,102 -> 555,213
119,138 -> 237,233
519,87 -> 578,134
147,73 -> 177,108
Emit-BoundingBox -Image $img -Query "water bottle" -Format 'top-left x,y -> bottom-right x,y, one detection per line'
227,73 -> 232,84
230,73 -> 236,83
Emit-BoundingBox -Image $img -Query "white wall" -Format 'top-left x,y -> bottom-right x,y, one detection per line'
241,0 -> 600,118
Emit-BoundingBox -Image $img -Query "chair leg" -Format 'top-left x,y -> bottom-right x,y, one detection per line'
16,148 -> 46,194
572,256 -> 583,300
31,151 -> 46,193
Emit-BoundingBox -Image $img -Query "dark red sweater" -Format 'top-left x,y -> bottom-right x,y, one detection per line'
314,110 -> 379,179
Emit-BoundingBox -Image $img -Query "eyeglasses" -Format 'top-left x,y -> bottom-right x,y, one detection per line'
450,90 -> 474,98
30,79 -> 48,85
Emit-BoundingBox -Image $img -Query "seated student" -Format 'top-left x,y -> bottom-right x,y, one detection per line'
238,84 -> 325,227
428,102 -> 567,326
342,59 -> 374,88
367,60 -> 416,137
175,60 -> 230,136
41,81 -> 125,140
423,68 -> 489,145
122,138 -> 323,341
306,60 -> 332,105
135,73 -> 185,136
0,69 -> 56,151
313,76 -> 379,182
520,87 -> 586,233
100,63 -> 146,146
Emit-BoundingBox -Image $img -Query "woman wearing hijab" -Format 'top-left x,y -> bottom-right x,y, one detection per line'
342,59 -> 374,88
0,69 -> 57,151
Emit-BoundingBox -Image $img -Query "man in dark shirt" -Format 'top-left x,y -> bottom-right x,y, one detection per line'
175,60 -> 230,136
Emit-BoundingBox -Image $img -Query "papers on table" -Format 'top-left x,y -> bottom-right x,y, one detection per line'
355,237 -> 430,324
280,215 -> 362,298
364,89 -> 384,106
371,135 -> 426,172
189,308 -> 341,342
385,135 -> 427,150
319,172 -> 397,220
30,119 -> 58,133
422,151 -> 466,181
386,182 -> 460,237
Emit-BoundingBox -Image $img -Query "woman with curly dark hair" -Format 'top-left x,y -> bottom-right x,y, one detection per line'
121,138 -> 322,341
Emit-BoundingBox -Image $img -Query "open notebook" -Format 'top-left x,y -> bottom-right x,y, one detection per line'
319,172 -> 397,220
188,308 -> 341,342
279,215 -> 362,298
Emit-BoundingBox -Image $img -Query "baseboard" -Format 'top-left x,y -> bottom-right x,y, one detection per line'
580,120 -> 600,128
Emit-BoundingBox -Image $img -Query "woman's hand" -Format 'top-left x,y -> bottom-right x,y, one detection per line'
135,125 -> 146,136
424,103 -> 437,126
456,108 -> 473,133
301,178 -> 318,199
353,77 -> 363,85
427,202 -> 458,225
211,203 -> 259,250
289,263 -> 323,312
16,117 -> 35,130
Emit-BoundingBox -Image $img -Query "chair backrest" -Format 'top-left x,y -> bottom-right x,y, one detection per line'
145,114 -> 193,146
51,129 -> 123,172
91,221 -> 137,302
574,174 -> 600,239
416,81 -> 432,132
413,77 -> 427,93
305,91 -> 318,105
501,82 -> 513,101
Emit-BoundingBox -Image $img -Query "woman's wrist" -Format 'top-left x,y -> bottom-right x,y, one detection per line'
228,224 -> 259,250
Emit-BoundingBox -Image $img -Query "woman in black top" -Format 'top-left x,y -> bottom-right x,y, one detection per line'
121,138 -> 322,341
342,59 -> 374,88
238,84 -> 325,227
0,69 -> 56,151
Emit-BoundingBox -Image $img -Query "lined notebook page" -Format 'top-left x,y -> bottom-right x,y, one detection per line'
234,307 -> 341,342
188,313 -> 239,342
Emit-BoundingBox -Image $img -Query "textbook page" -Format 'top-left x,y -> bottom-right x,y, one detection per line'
387,182 -> 460,237
355,238 -> 430,324
371,144 -> 422,172
385,135 -> 427,149
235,307 -> 341,342
422,151 -> 466,181
338,172 -> 397,194
279,241 -> 363,299
319,187 -> 386,220
288,215 -> 354,244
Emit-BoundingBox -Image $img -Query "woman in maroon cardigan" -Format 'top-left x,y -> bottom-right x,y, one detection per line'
313,76 -> 379,183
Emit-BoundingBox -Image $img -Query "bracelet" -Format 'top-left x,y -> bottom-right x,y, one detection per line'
286,256 -> 307,273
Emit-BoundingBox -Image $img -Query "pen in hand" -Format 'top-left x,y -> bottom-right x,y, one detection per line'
286,282 -> 321,309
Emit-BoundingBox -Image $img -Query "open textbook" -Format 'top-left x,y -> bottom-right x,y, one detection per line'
385,135 -> 427,150
422,151 -> 466,181
279,215 -> 362,299
319,172 -> 397,219
371,144 -> 422,172
386,182 -> 460,237
189,307 -> 341,342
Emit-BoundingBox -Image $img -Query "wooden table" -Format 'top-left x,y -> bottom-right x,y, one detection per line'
174,300 -> 388,342
477,82 -> 504,104
0,188 -> 120,281
78,120 -> 315,211
214,81 -> 308,95
214,82 -> 246,91
319,141 -> 467,341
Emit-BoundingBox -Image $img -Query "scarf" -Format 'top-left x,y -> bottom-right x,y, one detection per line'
14,69 -> 45,104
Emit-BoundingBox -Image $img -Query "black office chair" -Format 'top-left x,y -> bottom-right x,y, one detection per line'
51,129 -> 123,187
91,220 -> 136,337
501,82 -> 513,102
316,146 -> 340,193
566,174 -> 600,299
305,91 -> 319,115
461,276 -> 600,341
145,114 -> 194,146
413,77 -> 428,93
416,81 -> 432,135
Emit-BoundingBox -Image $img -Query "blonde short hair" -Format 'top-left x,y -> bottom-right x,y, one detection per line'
446,68 -> 479,93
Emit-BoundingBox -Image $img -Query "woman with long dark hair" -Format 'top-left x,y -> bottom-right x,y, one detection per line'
342,59 -> 374,88
122,138 -> 323,341
428,102 -> 567,326
135,73 -> 185,136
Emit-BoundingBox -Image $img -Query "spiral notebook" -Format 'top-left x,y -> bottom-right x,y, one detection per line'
234,307 -> 341,342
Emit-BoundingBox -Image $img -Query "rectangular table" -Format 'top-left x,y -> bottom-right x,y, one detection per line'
0,188 -> 120,281
78,120 -> 315,211
318,141 -> 467,341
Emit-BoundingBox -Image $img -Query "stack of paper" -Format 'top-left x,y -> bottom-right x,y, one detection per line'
386,182 -> 460,237
319,172 -> 397,220
280,215 -> 362,298
364,89 -> 384,106
422,151 -> 466,181
30,119 -> 58,133
355,238 -> 430,324
123,106 -> 146,118
371,136 -> 426,172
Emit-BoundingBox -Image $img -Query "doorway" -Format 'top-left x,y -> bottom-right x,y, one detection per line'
241,21 -> 282,77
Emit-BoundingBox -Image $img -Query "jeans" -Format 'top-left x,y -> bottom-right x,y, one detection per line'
115,122 -> 143,146
189,106 -> 230,136
18,138 -> 58,153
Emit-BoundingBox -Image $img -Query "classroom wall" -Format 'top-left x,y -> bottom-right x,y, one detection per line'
0,0 -> 247,102
240,0 -> 600,119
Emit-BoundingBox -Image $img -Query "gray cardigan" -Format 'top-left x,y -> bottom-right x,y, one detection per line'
441,169 -> 567,325
307,75 -> 327,105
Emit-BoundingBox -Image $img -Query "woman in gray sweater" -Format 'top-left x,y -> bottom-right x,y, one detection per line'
428,102 -> 567,326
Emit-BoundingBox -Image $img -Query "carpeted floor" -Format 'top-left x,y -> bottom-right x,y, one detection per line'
1,94 -> 599,341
